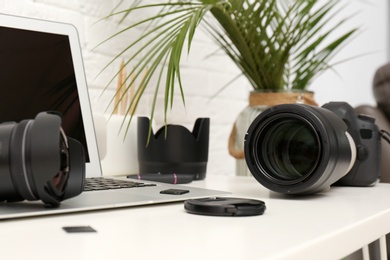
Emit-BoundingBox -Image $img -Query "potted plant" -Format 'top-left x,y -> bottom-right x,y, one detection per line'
100,0 -> 358,174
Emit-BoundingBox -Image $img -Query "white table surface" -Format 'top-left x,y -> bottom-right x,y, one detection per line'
1,175 -> 390,260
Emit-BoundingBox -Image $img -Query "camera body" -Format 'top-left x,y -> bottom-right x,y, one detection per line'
244,102 -> 381,195
323,102 -> 381,186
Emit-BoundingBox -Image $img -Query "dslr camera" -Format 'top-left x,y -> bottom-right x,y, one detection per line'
244,102 -> 381,195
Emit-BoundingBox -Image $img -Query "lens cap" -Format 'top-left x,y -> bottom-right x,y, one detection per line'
184,197 -> 266,217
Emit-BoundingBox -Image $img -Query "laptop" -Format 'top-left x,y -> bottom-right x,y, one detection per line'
0,14 -> 228,219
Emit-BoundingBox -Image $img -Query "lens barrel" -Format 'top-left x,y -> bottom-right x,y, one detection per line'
244,104 -> 355,195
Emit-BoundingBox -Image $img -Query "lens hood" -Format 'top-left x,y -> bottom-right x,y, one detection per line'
137,117 -> 209,180
244,104 -> 355,195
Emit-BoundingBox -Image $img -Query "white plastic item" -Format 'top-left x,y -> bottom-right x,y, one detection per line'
100,114 -> 139,176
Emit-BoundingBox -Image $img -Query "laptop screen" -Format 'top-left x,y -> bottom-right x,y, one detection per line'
0,14 -> 102,177
0,26 -> 89,161
0,26 -> 90,162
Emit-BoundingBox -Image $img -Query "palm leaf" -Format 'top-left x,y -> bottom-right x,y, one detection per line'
99,0 -> 359,138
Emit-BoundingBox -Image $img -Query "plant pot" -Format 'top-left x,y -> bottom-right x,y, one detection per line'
229,90 -> 317,176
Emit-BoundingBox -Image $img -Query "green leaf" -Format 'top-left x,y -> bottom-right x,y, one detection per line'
98,0 -> 360,140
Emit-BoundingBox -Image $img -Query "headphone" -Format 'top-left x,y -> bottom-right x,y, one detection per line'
0,111 -> 85,207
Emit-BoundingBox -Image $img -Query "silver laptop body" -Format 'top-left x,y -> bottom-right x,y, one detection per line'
0,14 -> 227,220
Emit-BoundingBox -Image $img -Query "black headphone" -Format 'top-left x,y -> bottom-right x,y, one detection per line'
0,111 -> 85,207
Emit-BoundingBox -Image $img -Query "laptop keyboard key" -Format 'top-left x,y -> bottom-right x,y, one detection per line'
83,177 -> 157,192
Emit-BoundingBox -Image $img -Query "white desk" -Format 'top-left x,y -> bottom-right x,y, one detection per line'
1,176 -> 390,260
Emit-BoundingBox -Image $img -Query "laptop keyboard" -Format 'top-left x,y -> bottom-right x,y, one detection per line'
83,177 -> 157,192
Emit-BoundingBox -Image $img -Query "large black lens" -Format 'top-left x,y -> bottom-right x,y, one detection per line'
245,103 -> 354,195
259,117 -> 320,183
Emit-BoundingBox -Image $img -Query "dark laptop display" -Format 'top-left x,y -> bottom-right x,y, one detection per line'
0,27 -> 89,161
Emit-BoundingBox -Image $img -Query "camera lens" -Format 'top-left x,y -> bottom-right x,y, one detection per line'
258,117 -> 320,184
245,104 -> 354,195
0,112 -> 85,206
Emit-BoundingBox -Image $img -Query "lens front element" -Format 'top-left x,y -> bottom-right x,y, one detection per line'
260,118 -> 320,183
245,104 -> 354,195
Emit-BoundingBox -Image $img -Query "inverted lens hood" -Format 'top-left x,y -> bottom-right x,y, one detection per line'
137,117 -> 209,180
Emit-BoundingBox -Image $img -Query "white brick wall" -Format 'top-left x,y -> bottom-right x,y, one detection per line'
0,0 -> 388,177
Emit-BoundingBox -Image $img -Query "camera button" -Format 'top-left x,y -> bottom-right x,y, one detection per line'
358,114 -> 376,124
357,145 -> 368,161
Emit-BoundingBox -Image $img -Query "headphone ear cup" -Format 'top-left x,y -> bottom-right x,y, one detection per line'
9,119 -> 38,201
